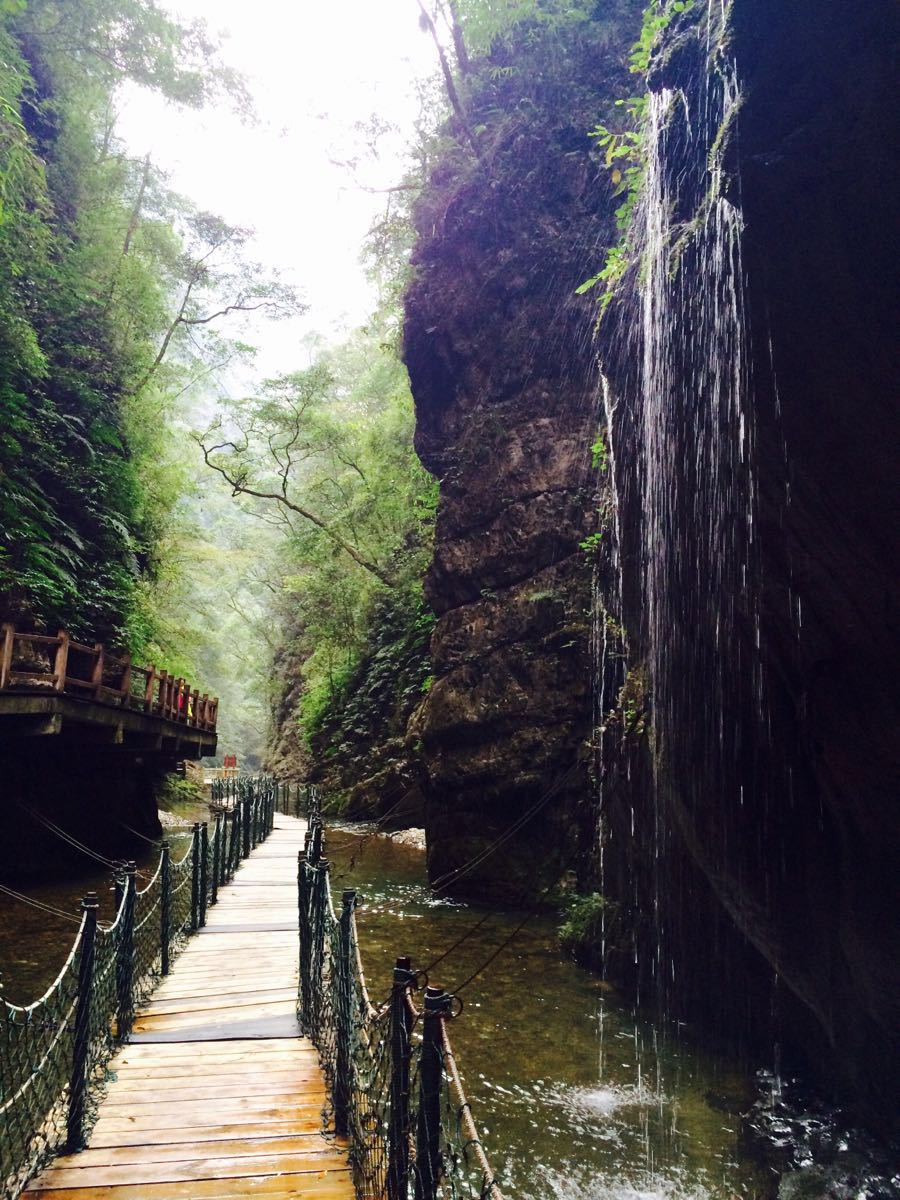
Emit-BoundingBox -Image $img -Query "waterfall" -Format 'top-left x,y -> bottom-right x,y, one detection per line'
596,0 -> 773,1017
640,49 -> 758,801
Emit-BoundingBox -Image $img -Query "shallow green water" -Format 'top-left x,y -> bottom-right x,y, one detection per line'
1,811 -> 774,1197
326,823 -> 772,1200
0,819 -> 200,1006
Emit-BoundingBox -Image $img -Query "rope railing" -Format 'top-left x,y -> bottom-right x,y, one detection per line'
0,776 -> 279,1199
298,798 -> 504,1200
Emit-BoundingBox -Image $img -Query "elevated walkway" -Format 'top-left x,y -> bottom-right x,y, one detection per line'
0,625 -> 217,759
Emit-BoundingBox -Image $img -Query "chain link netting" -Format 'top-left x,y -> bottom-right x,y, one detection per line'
0,775 -> 278,1199
299,811 -> 503,1200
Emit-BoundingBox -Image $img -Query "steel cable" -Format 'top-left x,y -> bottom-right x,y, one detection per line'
0,884 -> 83,926
14,802 -> 119,870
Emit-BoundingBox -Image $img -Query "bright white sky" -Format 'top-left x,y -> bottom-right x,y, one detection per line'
116,0 -> 436,377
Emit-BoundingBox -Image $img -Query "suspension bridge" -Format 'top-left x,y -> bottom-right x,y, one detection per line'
1,780 -> 502,1200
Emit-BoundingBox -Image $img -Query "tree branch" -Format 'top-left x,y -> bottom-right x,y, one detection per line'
195,435 -> 395,587
417,0 -> 480,157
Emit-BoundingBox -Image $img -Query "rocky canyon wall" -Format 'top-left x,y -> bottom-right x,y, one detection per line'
404,0 -> 899,1130
597,0 -> 900,1129
403,5 -> 643,900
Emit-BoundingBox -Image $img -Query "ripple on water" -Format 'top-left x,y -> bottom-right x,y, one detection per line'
528,1161 -> 720,1200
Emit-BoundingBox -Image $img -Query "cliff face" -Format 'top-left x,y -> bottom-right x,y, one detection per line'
403,9 -> 642,899
266,591 -> 431,826
732,0 -> 899,1122
404,0 -> 898,1130
597,0 -> 900,1128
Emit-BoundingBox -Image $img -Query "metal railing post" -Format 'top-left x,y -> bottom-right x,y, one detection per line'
230,806 -> 240,877
333,889 -> 356,1136
298,851 -> 311,1033
388,956 -> 415,1199
220,813 -> 228,886
414,987 -> 452,1200
211,816 -> 221,906
67,892 -> 98,1151
199,822 -> 209,927
115,862 -> 136,1039
242,795 -> 251,859
310,820 -> 323,866
190,823 -> 201,931
310,858 -> 329,1033
160,841 -> 171,976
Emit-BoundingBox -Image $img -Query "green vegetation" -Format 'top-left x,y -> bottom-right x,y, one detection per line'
591,433 -> 610,472
156,772 -> 206,814
577,0 -> 694,310
0,0 -> 291,664
579,531 -> 604,555
198,321 -> 437,759
629,0 -> 694,74
559,891 -> 609,960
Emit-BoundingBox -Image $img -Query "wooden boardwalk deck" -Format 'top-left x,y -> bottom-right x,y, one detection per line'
23,815 -> 354,1200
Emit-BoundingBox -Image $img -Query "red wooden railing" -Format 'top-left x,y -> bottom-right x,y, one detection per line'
0,625 -> 218,732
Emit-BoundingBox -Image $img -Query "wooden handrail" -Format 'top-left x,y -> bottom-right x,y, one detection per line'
0,624 -> 218,732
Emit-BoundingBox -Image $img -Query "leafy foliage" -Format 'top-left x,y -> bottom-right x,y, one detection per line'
558,891 -> 610,961
199,322 -> 437,757
629,0 -> 694,74
451,0 -> 598,56
577,1 -> 694,308
0,0 -> 293,665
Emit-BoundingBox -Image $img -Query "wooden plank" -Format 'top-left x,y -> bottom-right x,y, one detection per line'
102,1075 -> 325,1104
133,1001 -> 296,1028
129,1014 -> 301,1042
199,922 -> 297,932
145,979 -> 297,1002
151,961 -> 297,977
142,987 -> 296,1014
98,1087 -> 323,1114
108,1058 -> 317,1082
107,1041 -> 309,1060
33,1148 -> 350,1188
88,1118 -> 324,1147
44,1133 -> 342,1169
108,1066 -> 318,1089
91,1111 -> 323,1137
24,1174 -> 354,1200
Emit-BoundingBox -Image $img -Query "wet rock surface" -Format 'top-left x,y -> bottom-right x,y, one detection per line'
598,0 -> 900,1131
405,0 -> 899,1137
403,10 -> 641,899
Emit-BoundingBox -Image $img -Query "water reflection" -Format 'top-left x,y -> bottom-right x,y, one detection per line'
327,823 -> 769,1199
0,822 -> 197,1005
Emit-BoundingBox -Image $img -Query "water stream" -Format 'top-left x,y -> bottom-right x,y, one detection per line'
325,822 -> 770,1199
4,811 -> 896,1196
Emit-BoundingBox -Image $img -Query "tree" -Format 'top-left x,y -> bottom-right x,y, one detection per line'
0,0 -> 283,656
134,210 -> 303,398
195,364 -> 398,588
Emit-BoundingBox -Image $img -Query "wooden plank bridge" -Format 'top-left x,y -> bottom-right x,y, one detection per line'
21,815 -> 354,1200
